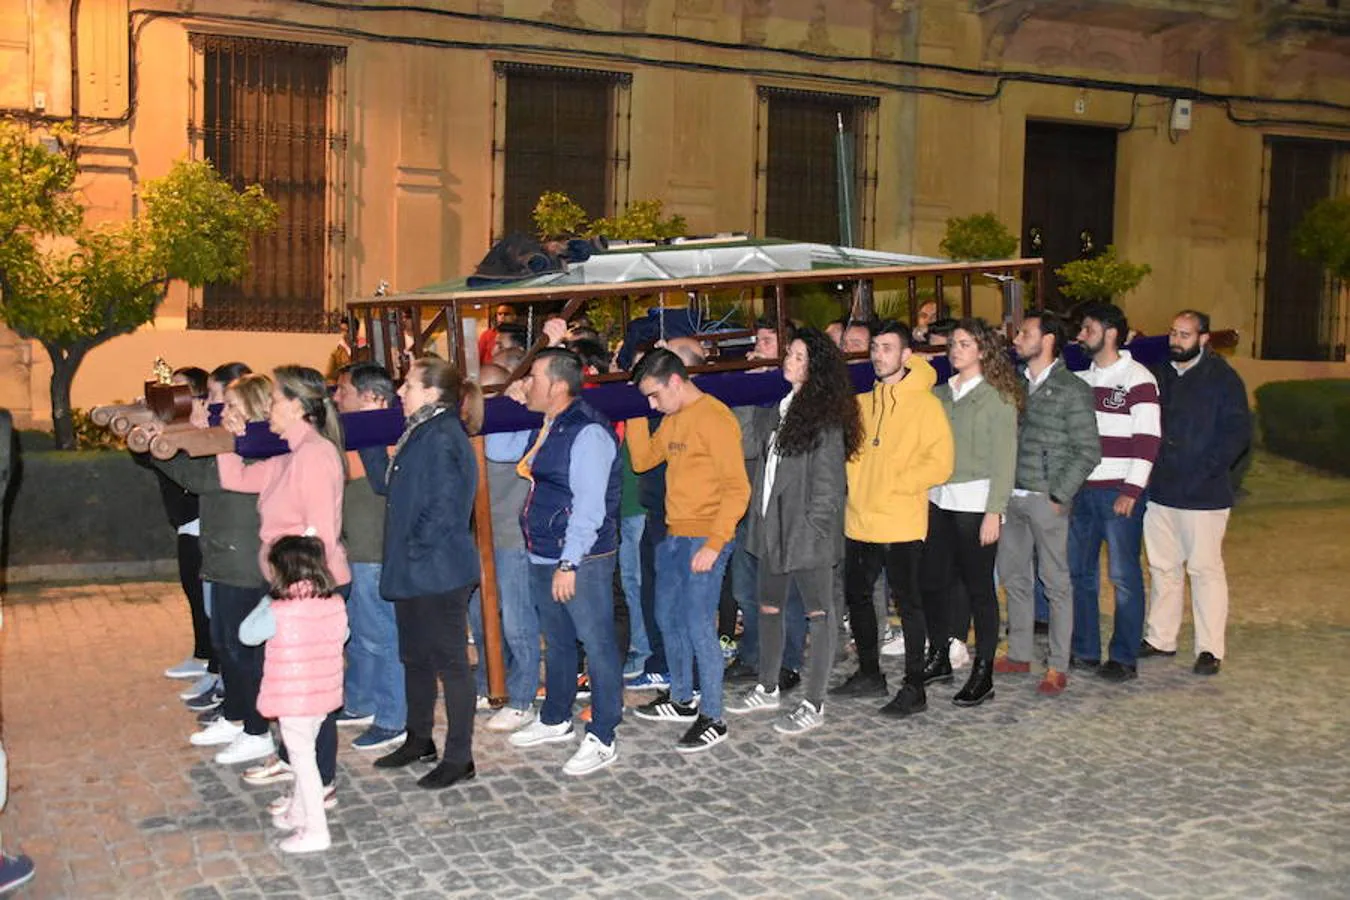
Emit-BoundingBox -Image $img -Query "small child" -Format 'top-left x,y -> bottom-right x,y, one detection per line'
258,536 -> 348,854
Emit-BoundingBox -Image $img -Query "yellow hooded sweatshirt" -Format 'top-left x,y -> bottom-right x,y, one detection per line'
845,355 -> 955,544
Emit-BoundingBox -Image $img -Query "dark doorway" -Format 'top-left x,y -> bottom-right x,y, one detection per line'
1021,121 -> 1118,311
1261,138 -> 1342,361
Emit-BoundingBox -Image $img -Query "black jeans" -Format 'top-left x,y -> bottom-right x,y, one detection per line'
639,512 -> 668,675
395,586 -> 476,766
177,534 -> 212,667
920,504 -> 1000,661
845,539 -> 924,677
209,582 -> 268,736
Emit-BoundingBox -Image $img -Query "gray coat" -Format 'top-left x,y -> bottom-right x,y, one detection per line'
1015,359 -> 1101,503
744,404 -> 847,575
154,453 -> 264,588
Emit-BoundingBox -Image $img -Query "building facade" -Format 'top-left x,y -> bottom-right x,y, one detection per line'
3,0 -> 1350,425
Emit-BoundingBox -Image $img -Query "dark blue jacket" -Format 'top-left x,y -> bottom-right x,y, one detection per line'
1149,351 -> 1251,510
360,411 -> 480,599
520,400 -> 621,561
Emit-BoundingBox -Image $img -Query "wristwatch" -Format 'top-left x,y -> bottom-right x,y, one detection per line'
556,560 -> 577,573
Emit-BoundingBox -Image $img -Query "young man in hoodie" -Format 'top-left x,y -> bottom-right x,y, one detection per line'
831,321 -> 954,717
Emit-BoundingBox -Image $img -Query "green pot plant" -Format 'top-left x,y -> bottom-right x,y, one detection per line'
1056,245 -> 1152,306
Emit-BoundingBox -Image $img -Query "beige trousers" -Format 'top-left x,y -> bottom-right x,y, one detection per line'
1143,503 -> 1231,659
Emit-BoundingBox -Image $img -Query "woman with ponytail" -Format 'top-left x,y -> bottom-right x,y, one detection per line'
215,366 -> 351,823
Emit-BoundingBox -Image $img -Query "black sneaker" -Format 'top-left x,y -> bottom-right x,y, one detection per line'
777,668 -> 802,693
827,669 -> 888,698
196,705 -> 223,726
1069,655 -> 1101,671
878,679 -> 927,718
1139,640 -> 1176,658
1098,660 -> 1138,682
723,658 -> 758,681
675,714 -> 727,754
185,685 -> 224,712
633,691 -> 698,722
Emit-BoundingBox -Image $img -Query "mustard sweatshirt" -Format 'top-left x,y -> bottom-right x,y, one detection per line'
845,355 -> 955,543
626,392 -> 750,553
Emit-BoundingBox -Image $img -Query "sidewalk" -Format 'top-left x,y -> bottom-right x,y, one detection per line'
2,493 -> 1349,898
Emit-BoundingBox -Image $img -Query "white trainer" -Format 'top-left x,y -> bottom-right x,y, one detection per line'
949,639 -> 972,670
562,733 -> 617,776
486,706 -> 537,733
880,630 -> 907,658
214,732 -> 275,765
189,718 -> 242,747
725,683 -> 781,715
242,757 -> 294,787
509,718 -> 575,748
165,657 -> 208,680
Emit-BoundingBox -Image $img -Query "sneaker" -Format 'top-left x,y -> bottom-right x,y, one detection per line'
623,661 -> 645,681
196,706 -> 224,726
723,658 -> 758,681
214,732 -> 275,765
189,717 -> 242,747
633,691 -> 698,722
562,733 -> 618,776
773,699 -> 825,735
878,679 -> 927,718
279,830 -> 331,854
575,673 -> 592,700
719,635 -> 738,662
1037,670 -> 1068,696
827,670 -> 888,698
268,785 -> 337,815
351,726 -> 407,751
485,707 -> 536,734
164,656 -> 208,679
880,629 -> 906,658
675,714 -> 727,754
476,695 -> 495,711
626,672 -> 670,692
949,640 -> 972,670
509,718 -> 575,748
579,705 -> 592,723
335,710 -> 374,727
778,668 -> 801,693
185,685 -> 225,713
179,672 -> 218,700
992,656 -> 1032,675
0,853 -> 36,894
1097,660 -> 1138,683
726,683 -> 781,715
242,757 -> 294,786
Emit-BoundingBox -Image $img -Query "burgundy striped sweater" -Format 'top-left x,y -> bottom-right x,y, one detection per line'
1076,350 -> 1161,499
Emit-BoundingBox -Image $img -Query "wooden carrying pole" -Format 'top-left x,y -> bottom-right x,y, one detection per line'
471,435 -> 508,703
150,425 -> 234,460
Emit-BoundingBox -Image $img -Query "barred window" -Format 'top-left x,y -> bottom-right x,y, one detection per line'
493,61 -> 631,240
188,34 -> 347,332
756,87 -> 878,247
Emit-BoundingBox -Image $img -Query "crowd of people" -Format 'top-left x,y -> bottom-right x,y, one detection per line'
145,298 -> 1251,855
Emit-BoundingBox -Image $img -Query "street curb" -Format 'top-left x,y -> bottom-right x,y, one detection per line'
2,559 -> 177,588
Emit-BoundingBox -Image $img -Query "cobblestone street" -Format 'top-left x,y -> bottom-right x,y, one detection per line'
3,458 -> 1349,899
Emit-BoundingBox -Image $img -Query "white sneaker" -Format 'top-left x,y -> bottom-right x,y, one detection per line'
242,758 -> 294,786
475,696 -> 494,711
725,683 -> 781,715
509,718 -> 575,748
189,718 -> 242,747
486,706 -> 537,733
949,639 -> 972,670
179,672 -> 219,700
214,732 -> 275,765
164,657 -> 208,679
562,733 -> 617,776
880,630 -> 906,658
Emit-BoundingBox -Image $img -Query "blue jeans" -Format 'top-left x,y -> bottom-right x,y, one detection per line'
619,515 -> 650,671
1069,487 -> 1147,667
656,536 -> 733,721
530,554 -> 623,745
343,563 -> 406,732
468,546 -> 539,709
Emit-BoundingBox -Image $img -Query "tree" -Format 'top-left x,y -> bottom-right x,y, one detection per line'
939,212 -> 1019,261
0,121 -> 277,449
1293,196 -> 1350,281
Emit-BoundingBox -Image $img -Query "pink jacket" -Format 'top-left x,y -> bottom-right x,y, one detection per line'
257,588 -> 347,719
218,421 -> 351,586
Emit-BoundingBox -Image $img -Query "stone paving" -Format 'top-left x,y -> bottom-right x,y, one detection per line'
3,492 -> 1350,899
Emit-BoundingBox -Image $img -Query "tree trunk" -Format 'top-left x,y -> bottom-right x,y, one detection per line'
46,346 -> 85,451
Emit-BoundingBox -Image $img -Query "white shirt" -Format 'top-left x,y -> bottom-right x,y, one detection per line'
761,391 -> 795,516
930,374 -> 991,513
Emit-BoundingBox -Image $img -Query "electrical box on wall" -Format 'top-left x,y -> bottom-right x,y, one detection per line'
1171,99 -> 1193,132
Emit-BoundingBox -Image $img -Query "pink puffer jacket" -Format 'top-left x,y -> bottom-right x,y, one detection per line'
257,591 -> 348,720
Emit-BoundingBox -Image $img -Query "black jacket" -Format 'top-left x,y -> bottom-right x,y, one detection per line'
361,411 -> 480,600
1149,350 -> 1251,510
744,404 -> 847,575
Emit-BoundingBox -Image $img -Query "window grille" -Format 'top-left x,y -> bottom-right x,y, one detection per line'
187,34 -> 347,332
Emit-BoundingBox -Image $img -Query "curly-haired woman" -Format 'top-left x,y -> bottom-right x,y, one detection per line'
727,328 -> 863,734
920,319 -> 1021,707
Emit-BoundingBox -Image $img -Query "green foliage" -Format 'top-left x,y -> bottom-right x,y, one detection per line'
71,408 -> 121,451
1255,379 -> 1350,477
0,120 -> 277,449
533,191 -> 589,240
531,191 -> 686,242
939,212 -> 1019,261
1056,245 -> 1152,303
1293,197 -> 1350,281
